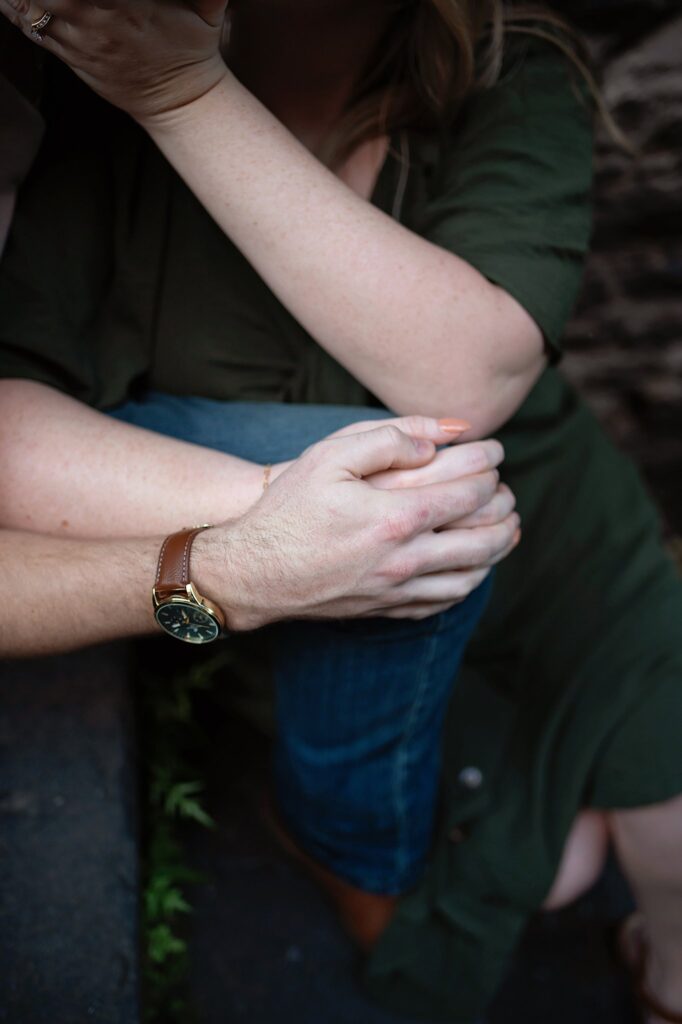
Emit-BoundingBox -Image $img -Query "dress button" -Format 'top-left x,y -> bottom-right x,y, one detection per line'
449,826 -> 466,844
458,766 -> 484,790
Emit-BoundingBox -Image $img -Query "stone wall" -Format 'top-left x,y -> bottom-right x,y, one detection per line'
557,1 -> 682,535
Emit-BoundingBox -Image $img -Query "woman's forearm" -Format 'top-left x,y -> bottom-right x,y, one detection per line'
144,72 -> 545,435
0,380 -> 264,538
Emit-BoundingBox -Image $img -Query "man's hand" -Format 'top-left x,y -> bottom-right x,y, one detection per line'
266,414 -> 519,604
321,414 -> 516,531
267,414 -> 471,490
368,434 -> 517,529
196,425 -> 519,629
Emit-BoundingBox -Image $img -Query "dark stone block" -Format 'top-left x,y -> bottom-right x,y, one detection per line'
0,644 -> 140,1024
562,12 -> 682,534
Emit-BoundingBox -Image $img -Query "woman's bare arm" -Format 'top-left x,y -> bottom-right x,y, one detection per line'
0,380 -> 488,540
0,3 -> 545,436
144,73 -> 545,436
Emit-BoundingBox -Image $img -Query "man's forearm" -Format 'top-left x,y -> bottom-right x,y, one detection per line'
0,380 -> 264,538
0,528 -> 161,657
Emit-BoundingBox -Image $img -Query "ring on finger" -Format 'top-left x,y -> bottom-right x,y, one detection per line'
30,10 -> 54,41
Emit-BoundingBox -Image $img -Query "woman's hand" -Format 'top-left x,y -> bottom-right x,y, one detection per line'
267,415 -> 471,490
0,0 -> 229,121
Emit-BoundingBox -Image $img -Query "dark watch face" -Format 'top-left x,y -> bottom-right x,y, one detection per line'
155,601 -> 221,644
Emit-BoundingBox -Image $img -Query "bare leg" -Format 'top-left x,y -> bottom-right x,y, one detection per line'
609,795 -> 682,1023
543,799 -> 682,1022
542,810 -> 610,911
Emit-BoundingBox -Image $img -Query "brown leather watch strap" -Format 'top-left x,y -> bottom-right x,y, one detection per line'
154,526 -> 210,601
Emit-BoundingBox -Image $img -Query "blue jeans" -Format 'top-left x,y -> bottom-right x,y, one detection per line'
111,394 -> 492,893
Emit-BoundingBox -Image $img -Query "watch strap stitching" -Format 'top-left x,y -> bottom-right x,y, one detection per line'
155,534 -> 172,587
182,528 -> 197,585
156,526 -> 211,592
182,528 -> 201,583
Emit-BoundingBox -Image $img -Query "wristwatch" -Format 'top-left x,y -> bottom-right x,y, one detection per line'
152,526 -> 226,644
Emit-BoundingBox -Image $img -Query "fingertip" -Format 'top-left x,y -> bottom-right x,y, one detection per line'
438,418 -> 472,435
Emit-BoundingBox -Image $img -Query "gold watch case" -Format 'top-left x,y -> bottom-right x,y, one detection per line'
153,582 -> 225,644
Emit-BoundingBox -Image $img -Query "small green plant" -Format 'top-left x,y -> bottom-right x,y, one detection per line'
162,780 -> 215,829
139,649 -> 231,1023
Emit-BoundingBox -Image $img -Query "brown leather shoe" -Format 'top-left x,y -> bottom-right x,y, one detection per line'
263,796 -> 397,951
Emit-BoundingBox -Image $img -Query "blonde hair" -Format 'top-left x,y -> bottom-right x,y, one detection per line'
322,1 -> 624,169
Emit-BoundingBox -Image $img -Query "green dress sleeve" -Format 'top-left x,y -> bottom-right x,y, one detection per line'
416,35 -> 595,358
0,129 -> 112,402
0,64 -> 170,408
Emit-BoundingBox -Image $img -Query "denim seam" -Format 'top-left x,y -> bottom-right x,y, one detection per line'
391,613 -> 447,886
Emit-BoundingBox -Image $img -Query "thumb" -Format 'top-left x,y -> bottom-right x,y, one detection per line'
334,426 -> 436,479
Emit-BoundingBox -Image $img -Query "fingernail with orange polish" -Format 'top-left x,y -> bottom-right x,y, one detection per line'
438,418 -> 471,434
513,528 -> 522,546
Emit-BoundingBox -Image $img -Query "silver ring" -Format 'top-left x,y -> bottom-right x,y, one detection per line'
30,11 -> 54,41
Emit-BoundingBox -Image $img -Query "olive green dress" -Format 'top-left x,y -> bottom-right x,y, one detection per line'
1,36 -> 681,1023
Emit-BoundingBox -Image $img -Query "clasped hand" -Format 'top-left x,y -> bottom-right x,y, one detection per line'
209,422 -> 520,629
0,0 -> 230,122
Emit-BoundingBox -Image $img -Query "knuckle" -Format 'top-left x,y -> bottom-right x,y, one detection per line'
487,439 -> 505,465
382,556 -> 418,584
487,524 -> 511,557
457,440 -> 503,474
456,573 -> 479,599
404,414 -> 428,437
481,498 -> 505,525
302,437 -> 332,468
482,490 -> 514,525
407,498 -> 432,533
457,480 -> 484,515
7,9 -> 24,29
411,607 -> 435,620
459,442 -> 491,474
500,517 -> 518,545
378,506 -> 419,542
499,484 -> 516,512
381,470 -> 407,489
446,576 -> 470,600
480,469 -> 499,499
466,535 -> 492,565
382,424 -> 405,449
